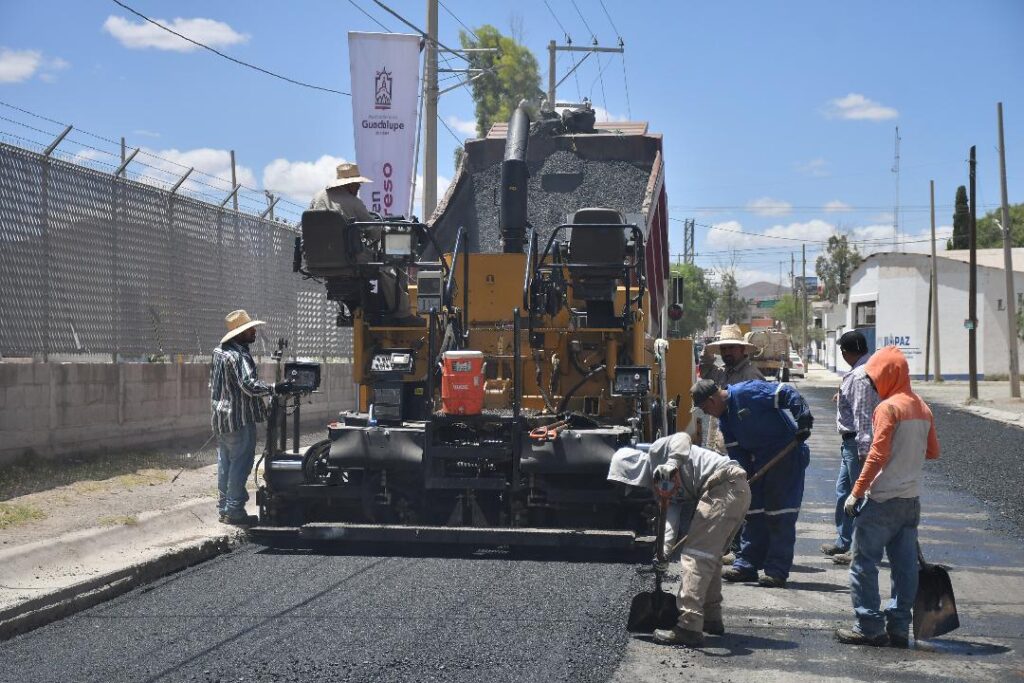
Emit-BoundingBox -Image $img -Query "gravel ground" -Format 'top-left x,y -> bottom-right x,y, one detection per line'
0,545 -> 646,683
924,402 -> 1024,540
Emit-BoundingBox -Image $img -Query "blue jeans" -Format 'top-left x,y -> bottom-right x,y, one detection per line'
849,496 -> 920,638
217,423 -> 257,518
833,437 -> 863,550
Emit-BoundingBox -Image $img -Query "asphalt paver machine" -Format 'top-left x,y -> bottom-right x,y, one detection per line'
256,104 -> 693,549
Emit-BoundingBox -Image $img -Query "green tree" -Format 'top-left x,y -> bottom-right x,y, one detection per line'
772,294 -> 802,334
947,185 -> 970,250
815,234 -> 863,302
668,263 -> 715,337
459,25 -> 544,137
976,203 -> 1024,248
716,271 -> 748,324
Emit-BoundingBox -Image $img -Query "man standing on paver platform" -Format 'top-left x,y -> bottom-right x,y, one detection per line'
835,346 -> 940,648
693,378 -> 813,589
210,310 -> 292,525
823,331 -> 879,566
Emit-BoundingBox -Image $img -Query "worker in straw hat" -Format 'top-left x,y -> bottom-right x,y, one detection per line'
699,323 -> 765,388
309,162 -> 375,222
308,162 -> 410,322
209,310 -> 294,525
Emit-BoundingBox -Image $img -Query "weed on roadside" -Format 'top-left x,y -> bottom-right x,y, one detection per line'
97,515 -> 139,527
0,502 -> 46,529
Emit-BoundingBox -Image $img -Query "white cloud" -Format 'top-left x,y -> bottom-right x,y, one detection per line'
707,218 -> 837,251
133,129 -> 162,138
445,115 -> 477,138
796,158 -> 829,177
263,154 -> 348,204
825,93 -> 898,121
0,48 -> 68,83
140,147 -> 257,195
103,15 -> 248,52
414,173 -> 452,220
824,200 -> 852,213
731,268 -> 784,288
747,197 -> 792,217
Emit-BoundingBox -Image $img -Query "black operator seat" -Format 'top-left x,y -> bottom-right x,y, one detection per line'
299,210 -> 365,277
567,207 -> 627,302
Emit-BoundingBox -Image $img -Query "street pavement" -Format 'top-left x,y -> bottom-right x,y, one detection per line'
2,384 -> 1024,681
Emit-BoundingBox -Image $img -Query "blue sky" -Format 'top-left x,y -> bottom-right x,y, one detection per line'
2,0 -> 1022,285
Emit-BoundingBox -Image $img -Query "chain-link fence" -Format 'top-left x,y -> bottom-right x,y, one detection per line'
0,143 -> 349,359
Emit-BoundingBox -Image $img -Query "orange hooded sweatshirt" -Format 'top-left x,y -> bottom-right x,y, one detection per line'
852,346 -> 939,502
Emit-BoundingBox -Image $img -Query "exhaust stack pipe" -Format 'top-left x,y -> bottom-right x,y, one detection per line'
500,103 -> 530,253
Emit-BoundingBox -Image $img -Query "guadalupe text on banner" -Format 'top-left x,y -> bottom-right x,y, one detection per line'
348,32 -> 420,217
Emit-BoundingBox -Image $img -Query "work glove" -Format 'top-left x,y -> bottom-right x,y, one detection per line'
844,493 -> 863,517
795,415 -> 813,442
653,463 -> 679,484
653,558 -> 670,574
274,380 -> 296,395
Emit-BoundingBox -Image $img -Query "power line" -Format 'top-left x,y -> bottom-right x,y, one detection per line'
569,0 -> 598,43
346,0 -> 392,32
438,0 -> 479,42
598,0 -> 622,38
542,0 -> 571,40
108,0 -> 351,96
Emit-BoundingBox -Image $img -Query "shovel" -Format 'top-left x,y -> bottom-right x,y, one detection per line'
913,542 -> 960,640
627,491 -> 681,633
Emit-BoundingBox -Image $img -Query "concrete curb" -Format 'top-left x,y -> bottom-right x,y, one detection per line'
0,533 -> 241,641
0,498 -> 248,641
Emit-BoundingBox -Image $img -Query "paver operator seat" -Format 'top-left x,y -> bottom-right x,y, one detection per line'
567,207 -> 628,326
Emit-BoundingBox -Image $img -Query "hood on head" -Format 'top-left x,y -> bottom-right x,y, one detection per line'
865,345 -> 910,399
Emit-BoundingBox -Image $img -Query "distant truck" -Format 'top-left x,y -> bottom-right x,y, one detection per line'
744,329 -> 792,381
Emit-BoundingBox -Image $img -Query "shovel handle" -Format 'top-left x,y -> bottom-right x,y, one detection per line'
747,439 -> 801,485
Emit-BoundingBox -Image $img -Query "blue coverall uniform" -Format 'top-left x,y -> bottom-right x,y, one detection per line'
719,380 -> 813,581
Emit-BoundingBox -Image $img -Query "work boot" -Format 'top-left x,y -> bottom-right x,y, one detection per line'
702,620 -> 725,636
834,628 -> 888,647
832,552 -> 852,566
757,575 -> 787,589
721,551 -> 736,565
820,542 -> 848,556
722,567 -> 758,583
886,631 -> 910,649
219,513 -> 258,526
653,626 -> 704,647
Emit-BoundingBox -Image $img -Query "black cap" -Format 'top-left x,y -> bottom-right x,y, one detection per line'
838,330 -> 869,354
690,379 -> 720,411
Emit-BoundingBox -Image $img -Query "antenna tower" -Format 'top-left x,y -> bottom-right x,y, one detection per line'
891,126 -> 901,250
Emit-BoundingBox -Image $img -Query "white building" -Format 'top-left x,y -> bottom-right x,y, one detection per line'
846,248 -> 1024,380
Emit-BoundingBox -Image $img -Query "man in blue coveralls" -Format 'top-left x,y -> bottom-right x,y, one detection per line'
691,378 -> 813,588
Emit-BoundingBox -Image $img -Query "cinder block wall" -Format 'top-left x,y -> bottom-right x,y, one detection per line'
0,362 -> 355,465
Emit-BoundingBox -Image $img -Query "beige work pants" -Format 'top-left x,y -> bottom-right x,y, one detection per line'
676,465 -> 751,631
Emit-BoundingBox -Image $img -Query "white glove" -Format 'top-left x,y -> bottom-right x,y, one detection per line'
653,462 -> 678,482
844,493 -> 862,516
654,338 -> 669,357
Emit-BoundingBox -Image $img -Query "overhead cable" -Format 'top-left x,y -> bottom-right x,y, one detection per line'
108,0 -> 350,96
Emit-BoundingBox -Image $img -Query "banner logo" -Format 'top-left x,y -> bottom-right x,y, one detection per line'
375,68 -> 393,110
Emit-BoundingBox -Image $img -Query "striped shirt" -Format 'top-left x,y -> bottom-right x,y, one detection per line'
210,341 -> 274,435
836,353 -> 879,459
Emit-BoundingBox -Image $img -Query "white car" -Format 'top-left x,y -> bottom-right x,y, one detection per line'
788,352 -> 805,379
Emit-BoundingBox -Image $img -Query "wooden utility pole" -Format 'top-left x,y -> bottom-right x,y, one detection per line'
230,150 -> 238,212
423,0 -> 438,219
930,180 -> 942,381
968,146 -> 979,400
997,102 -> 1020,397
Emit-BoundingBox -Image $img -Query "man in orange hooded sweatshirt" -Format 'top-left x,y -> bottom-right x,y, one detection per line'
835,346 -> 940,648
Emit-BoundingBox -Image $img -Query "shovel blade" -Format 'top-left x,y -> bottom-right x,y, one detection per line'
627,589 -> 680,633
913,564 -> 960,640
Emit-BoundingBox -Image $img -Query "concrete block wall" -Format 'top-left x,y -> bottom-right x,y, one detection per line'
0,362 -> 355,465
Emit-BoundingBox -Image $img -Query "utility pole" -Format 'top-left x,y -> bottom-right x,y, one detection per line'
997,102 -> 1021,397
930,180 -> 942,381
545,39 -> 623,109
892,126 -> 901,250
968,145 -> 979,400
230,150 -> 238,212
423,0 -> 438,219
802,244 -> 808,361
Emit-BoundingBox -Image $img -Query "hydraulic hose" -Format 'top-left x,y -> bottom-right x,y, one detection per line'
557,364 -> 607,414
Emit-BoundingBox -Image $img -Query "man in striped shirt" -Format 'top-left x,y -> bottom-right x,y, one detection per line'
822,331 -> 879,564
210,310 -> 291,525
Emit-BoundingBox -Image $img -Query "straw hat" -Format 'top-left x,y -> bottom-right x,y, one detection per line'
327,162 -> 373,188
706,323 -> 756,348
221,309 -> 265,344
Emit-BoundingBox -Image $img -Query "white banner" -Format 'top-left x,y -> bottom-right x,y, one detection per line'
348,32 -> 420,218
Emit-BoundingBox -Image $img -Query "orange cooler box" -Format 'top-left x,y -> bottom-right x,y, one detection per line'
441,350 -> 486,415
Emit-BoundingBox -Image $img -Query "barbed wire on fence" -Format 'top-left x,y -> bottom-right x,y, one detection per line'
0,141 -> 350,360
